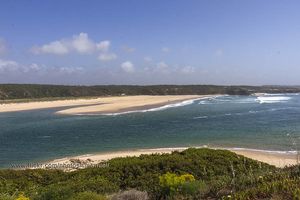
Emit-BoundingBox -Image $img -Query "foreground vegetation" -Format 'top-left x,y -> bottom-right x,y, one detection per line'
1,148 -> 300,199
1,84 -> 300,101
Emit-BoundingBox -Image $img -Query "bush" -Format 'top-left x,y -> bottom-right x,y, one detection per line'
0,193 -> 16,200
159,172 -> 196,196
181,180 -> 209,196
69,191 -> 107,200
0,148 -> 278,200
111,189 -> 149,200
16,193 -> 30,200
33,184 -> 74,200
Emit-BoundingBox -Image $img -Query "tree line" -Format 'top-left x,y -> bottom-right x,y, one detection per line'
1,84 -> 300,100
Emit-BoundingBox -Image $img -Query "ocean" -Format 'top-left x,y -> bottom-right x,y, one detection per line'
0,94 -> 300,168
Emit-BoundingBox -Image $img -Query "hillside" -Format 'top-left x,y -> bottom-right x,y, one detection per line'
0,84 -> 300,100
1,148 -> 300,200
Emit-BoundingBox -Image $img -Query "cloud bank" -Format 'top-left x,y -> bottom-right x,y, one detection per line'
0,33 -> 209,85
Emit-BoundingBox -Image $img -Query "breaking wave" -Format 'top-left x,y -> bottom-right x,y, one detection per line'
226,147 -> 297,155
102,97 -> 207,116
255,96 -> 291,104
193,116 -> 208,119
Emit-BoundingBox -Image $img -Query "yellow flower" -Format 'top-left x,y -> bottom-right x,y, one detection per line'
15,193 -> 30,200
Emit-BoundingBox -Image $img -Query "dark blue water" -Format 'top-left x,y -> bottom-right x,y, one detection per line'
1,94 -> 300,168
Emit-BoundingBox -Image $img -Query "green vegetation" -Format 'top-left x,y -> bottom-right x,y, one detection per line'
159,172 -> 198,197
1,84 -> 300,101
1,148 -> 300,199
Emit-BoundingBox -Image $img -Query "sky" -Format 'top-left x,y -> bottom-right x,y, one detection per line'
0,0 -> 300,85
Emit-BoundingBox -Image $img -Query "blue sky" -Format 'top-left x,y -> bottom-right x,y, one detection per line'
0,0 -> 300,85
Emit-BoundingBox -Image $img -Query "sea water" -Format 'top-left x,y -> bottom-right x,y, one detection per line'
0,94 -> 300,168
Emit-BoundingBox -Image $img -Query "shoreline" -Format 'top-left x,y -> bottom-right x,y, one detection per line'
0,95 -> 211,114
56,95 -> 212,115
3,94 -> 298,170
0,97 -> 105,113
36,146 -> 298,171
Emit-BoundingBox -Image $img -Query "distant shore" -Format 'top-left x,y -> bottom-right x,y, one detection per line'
39,147 -> 298,171
0,95 -> 211,114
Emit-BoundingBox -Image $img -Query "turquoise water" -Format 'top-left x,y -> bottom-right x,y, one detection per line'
1,94 -> 300,168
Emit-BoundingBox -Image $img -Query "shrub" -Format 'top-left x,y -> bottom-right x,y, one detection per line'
159,172 -> 195,196
111,189 -> 149,200
0,148 -> 277,199
16,193 -> 30,200
0,193 -> 16,200
69,191 -> 107,200
33,184 -> 74,200
181,180 -> 209,196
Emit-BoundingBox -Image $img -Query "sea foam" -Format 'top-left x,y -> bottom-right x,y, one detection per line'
193,116 -> 208,119
255,96 -> 291,104
227,147 -> 297,155
103,97 -> 207,116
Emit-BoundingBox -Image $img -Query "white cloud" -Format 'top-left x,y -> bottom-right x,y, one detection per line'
98,53 -> 117,61
31,41 -> 69,55
22,63 -> 41,73
96,40 -> 118,61
121,61 -> 134,73
155,61 -> 169,73
29,63 -> 40,70
31,33 -> 115,57
0,59 -> 43,73
96,40 -> 110,52
71,33 -> 95,54
181,66 -> 195,74
58,67 -> 83,74
156,61 -> 168,69
161,47 -> 170,53
5,61 -> 85,76
0,59 -> 19,72
0,38 -> 7,55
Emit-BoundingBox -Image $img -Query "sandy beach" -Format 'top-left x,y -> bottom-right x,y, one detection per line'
230,149 -> 298,168
0,98 -> 104,113
40,147 -> 298,171
56,95 -> 208,115
0,95 -> 208,114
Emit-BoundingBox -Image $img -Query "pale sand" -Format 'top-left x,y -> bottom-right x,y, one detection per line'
56,95 -> 208,115
0,98 -> 104,113
42,147 -> 298,171
0,95 -> 208,114
230,149 -> 298,167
